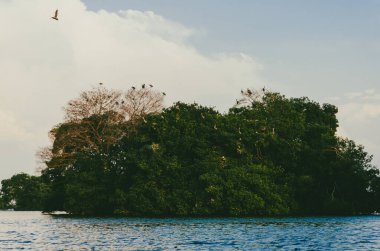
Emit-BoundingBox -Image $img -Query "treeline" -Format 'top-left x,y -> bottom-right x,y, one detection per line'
1,86 -> 379,216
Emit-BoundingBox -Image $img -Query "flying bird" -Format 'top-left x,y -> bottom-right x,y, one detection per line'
51,9 -> 59,20
99,82 -> 103,85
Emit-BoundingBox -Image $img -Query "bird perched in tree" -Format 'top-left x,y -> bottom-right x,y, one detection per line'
99,82 -> 103,86
142,84 -> 145,89
162,92 -> 166,96
51,9 -> 59,20
236,99 -> 240,105
247,89 -> 252,95
149,84 -> 153,88
131,86 -> 135,90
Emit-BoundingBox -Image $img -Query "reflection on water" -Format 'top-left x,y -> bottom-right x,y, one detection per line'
0,211 -> 379,250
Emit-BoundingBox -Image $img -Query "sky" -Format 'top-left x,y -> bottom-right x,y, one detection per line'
1,0 -> 380,179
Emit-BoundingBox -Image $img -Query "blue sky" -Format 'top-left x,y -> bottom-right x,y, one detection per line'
82,0 -> 380,101
0,0 -> 379,178
82,0 -> 380,162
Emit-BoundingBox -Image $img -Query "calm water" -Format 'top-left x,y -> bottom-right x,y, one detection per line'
0,211 -> 379,250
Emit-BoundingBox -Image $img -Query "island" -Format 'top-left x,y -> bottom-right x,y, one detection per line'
1,85 -> 379,217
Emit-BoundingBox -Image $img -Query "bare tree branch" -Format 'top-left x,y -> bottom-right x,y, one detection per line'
37,84 -> 165,171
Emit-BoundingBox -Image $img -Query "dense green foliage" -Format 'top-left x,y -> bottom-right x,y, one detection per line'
0,173 -> 46,210
1,89 -> 379,216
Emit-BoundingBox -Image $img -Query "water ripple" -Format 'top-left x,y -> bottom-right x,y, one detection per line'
0,212 -> 379,250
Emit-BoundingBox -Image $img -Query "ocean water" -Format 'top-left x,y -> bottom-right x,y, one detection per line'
0,211 -> 379,250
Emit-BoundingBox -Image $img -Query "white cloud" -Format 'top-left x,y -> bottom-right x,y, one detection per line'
117,10 -> 195,43
343,89 -> 380,101
327,96 -> 341,102
336,90 -> 380,167
344,92 -> 364,99
0,0 -> 263,178
0,109 -> 32,141
339,103 -> 380,121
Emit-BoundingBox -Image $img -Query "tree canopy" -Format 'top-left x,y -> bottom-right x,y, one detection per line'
0,173 -> 46,210
1,86 -> 379,216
